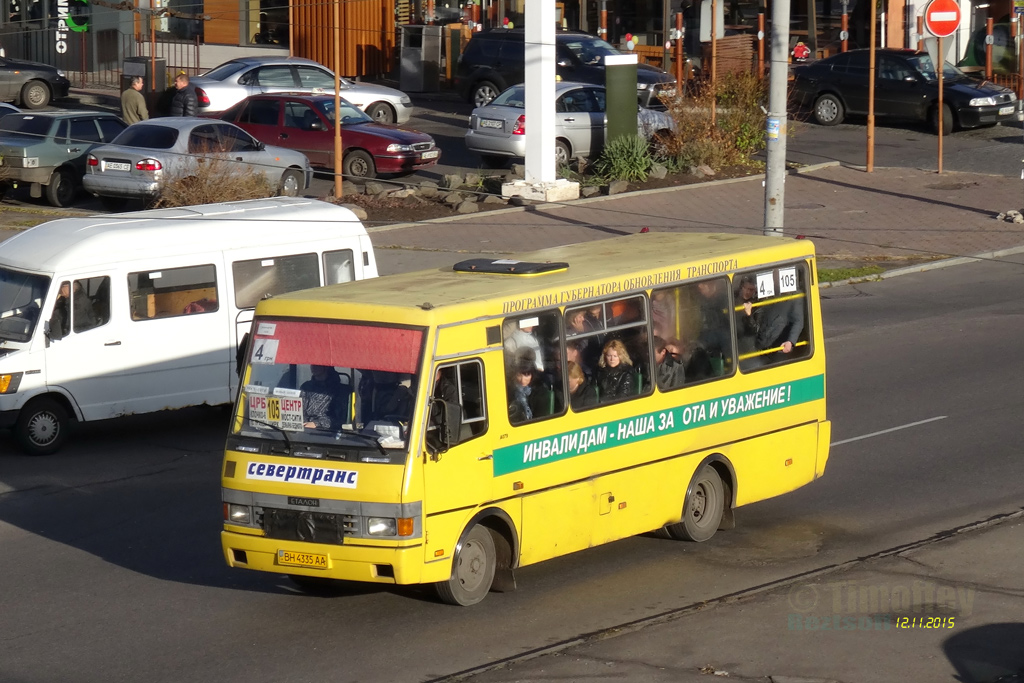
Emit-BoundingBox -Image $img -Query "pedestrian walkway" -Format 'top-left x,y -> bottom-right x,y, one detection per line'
454,514 -> 1024,683
369,163 -> 1024,272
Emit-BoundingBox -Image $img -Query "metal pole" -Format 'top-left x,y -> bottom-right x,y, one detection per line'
764,0 -> 791,235
600,0 -> 607,40
333,0 -> 343,198
985,17 -> 993,80
758,12 -> 765,76
841,12 -> 848,51
937,35 -> 943,174
916,15 -> 923,50
674,12 -> 683,88
150,6 -> 156,93
1016,15 -> 1024,100
867,0 -> 876,173
711,0 -> 717,128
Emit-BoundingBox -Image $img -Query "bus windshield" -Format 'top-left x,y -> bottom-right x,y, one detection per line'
0,266 -> 51,344
233,318 -> 425,460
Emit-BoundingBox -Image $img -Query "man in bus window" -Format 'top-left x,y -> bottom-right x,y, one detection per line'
504,318 -> 544,372
736,275 -> 805,369
48,281 -> 71,340
301,365 -> 348,429
653,336 -> 686,390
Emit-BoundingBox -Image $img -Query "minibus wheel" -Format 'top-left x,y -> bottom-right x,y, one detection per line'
435,524 -> 496,606
15,397 -> 69,456
666,465 -> 724,542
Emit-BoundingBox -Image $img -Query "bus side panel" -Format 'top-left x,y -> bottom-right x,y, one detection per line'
419,499 -> 522,584
519,481 -> 596,567
590,455 -> 694,547
729,421 -> 820,507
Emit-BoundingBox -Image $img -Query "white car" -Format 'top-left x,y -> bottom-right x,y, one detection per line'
191,56 -> 414,124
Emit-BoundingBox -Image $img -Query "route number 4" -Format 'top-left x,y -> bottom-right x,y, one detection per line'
756,271 -> 775,299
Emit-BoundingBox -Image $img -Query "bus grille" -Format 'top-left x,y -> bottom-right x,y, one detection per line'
258,507 -> 359,545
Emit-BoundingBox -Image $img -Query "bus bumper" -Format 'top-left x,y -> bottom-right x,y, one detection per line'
221,531 -> 430,585
816,420 -> 831,479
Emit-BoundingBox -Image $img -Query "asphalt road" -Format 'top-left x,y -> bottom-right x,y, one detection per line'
1,256 -> 1022,683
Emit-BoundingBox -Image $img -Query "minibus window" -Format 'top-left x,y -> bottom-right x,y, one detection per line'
733,263 -> 812,372
72,276 -> 110,333
503,311 -> 564,425
128,264 -> 219,320
232,253 -> 319,309
651,277 -> 735,387
0,267 -> 50,343
324,249 -> 355,285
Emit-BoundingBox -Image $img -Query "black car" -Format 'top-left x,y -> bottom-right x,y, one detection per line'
0,56 -> 71,109
454,29 -> 674,108
791,48 -> 1020,134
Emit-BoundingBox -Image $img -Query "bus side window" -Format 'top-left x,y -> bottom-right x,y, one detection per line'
653,277 -> 736,387
323,249 -> 355,284
431,360 -> 487,446
733,262 -> 811,372
592,295 -> 651,403
504,311 -> 565,425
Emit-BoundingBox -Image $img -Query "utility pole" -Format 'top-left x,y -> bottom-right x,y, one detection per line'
333,0 -> 342,198
763,0 -> 791,235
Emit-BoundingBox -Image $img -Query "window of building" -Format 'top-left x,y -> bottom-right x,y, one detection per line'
247,0 -> 289,46
129,265 -> 218,320
232,253 -> 319,309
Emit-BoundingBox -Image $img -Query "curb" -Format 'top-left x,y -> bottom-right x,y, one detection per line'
820,243 -> 1024,289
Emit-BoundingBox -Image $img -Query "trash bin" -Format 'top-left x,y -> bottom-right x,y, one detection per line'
399,25 -> 441,92
122,56 -> 166,114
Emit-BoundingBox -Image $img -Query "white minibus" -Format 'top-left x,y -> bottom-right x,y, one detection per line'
0,197 -> 378,454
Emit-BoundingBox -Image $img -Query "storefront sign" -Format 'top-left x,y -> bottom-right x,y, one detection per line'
55,0 -> 89,54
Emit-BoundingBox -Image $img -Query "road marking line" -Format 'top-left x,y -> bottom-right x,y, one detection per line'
831,416 -> 947,447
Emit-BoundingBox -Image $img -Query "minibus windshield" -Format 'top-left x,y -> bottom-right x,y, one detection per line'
0,266 -> 51,343
233,319 -> 425,459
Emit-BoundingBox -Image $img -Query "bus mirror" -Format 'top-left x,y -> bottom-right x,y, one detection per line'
235,332 -> 250,379
427,398 -> 462,456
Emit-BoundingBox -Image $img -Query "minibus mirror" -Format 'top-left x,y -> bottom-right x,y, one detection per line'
43,320 -> 51,347
235,331 -> 250,379
426,398 -> 462,456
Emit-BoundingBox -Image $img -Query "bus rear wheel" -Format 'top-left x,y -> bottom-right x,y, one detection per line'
666,465 -> 725,542
435,524 -> 495,606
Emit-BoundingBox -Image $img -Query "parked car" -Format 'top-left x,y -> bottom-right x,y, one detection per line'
190,56 -> 414,123
791,48 -> 1020,134
219,93 -> 440,179
465,82 -> 675,167
0,56 -> 70,109
455,29 -> 675,108
82,117 -> 312,209
0,111 -> 126,207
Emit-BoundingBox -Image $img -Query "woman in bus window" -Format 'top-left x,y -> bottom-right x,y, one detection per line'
596,339 -> 635,401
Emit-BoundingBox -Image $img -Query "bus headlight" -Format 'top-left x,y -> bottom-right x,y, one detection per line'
225,503 -> 251,525
0,372 -> 22,393
367,517 -> 397,536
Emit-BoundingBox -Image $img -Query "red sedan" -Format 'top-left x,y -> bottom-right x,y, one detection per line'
219,93 -> 440,179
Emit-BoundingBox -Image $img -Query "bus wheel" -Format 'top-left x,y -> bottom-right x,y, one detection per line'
435,524 -> 496,606
15,397 -> 70,455
666,465 -> 725,542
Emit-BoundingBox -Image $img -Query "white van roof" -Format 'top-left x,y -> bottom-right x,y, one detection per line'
0,198 -> 367,274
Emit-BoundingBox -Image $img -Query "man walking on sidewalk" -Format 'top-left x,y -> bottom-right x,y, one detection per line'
121,76 -> 149,124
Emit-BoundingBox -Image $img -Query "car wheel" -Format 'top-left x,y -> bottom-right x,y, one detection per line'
665,464 -> 725,542
480,154 -> 508,169
100,196 -> 128,212
278,169 -> 303,197
15,396 -> 70,455
45,168 -> 76,207
554,139 -> 571,167
20,80 -> 50,109
929,103 -> 954,135
472,81 -> 500,107
366,102 -> 395,124
342,149 -> 376,180
813,93 -> 844,126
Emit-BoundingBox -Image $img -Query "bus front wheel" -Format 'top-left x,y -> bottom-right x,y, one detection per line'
435,524 -> 496,606
666,465 -> 725,542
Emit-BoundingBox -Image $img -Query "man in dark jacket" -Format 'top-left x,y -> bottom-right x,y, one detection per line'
169,73 -> 197,116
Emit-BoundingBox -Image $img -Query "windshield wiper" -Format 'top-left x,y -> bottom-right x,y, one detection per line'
246,418 -> 293,454
317,426 -> 387,455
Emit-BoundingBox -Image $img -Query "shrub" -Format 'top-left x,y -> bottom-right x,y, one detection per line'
155,156 -> 277,208
594,134 -> 652,182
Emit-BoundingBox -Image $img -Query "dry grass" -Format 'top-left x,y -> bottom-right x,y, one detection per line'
155,156 -> 277,208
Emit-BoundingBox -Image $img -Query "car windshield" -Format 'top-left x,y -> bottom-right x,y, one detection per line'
562,37 -> 620,65
491,85 -> 525,108
315,99 -> 372,125
233,319 -> 426,462
0,266 -> 50,343
0,115 -> 52,139
110,124 -> 179,149
202,61 -> 248,81
907,55 -> 964,82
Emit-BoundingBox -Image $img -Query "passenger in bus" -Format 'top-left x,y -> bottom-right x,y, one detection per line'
301,365 -> 348,430
567,361 -> 598,410
596,339 -> 636,401
736,275 -> 805,369
565,338 -> 592,378
508,354 -> 551,424
653,336 -> 686,390
651,290 -> 676,340
696,279 -> 731,358
48,281 -> 71,340
584,304 -> 604,331
367,371 -> 414,422
504,318 -> 544,372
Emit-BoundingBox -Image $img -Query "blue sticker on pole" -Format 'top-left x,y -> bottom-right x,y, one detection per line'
767,117 -> 780,141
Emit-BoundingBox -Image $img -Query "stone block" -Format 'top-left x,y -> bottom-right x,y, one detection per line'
338,203 -> 368,221
464,172 -> 482,187
510,163 -> 526,178
483,194 -> 506,204
501,179 -> 580,202
442,173 -> 464,189
418,180 -> 439,198
364,181 -> 388,196
581,185 -> 600,197
607,180 -> 629,195
649,163 -> 668,180
443,192 -> 464,205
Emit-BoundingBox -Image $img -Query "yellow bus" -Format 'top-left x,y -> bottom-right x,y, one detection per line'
220,232 -> 830,605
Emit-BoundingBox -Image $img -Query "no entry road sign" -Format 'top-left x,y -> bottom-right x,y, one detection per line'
924,0 -> 961,38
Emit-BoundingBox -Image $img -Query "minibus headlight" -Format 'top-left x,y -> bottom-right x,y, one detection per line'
225,503 -> 251,525
0,372 -> 22,394
367,517 -> 397,536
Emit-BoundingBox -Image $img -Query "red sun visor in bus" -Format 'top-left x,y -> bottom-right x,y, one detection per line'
252,320 -> 423,374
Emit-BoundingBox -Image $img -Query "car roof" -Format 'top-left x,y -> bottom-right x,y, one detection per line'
242,92 -> 355,102
499,81 -> 601,93
1,111 -> 119,120
126,117 -> 236,131
473,28 -> 599,41
222,56 -> 324,67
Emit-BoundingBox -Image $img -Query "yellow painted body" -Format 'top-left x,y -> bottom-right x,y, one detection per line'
221,233 -> 830,586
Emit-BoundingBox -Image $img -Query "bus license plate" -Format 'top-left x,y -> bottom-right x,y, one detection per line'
421,150 -> 439,159
998,105 -> 1014,116
278,549 -> 328,569
105,161 -> 131,172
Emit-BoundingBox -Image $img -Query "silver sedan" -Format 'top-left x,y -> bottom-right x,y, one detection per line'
191,56 -> 414,124
465,81 -> 674,167
82,117 -> 312,209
